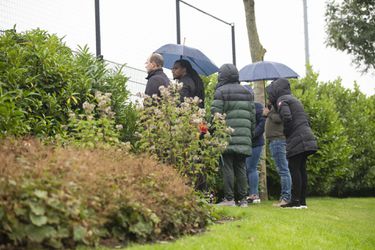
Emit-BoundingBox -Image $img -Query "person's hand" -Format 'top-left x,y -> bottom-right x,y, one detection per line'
263,107 -> 270,117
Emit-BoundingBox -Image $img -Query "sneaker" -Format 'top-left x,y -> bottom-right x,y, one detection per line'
280,200 -> 302,209
273,199 -> 289,207
300,200 -> 308,209
300,202 -> 308,209
246,195 -> 261,204
216,198 -> 236,207
238,199 -> 248,208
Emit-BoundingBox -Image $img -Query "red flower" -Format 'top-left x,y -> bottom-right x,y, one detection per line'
198,122 -> 208,134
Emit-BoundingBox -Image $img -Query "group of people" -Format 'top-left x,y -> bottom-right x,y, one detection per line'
144,52 -> 318,209
144,53 -> 205,107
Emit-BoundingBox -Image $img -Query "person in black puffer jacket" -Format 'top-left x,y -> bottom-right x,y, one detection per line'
266,78 -> 318,209
211,63 -> 255,207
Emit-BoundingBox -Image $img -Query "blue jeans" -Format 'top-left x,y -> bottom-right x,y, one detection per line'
246,145 -> 263,196
269,139 -> 291,201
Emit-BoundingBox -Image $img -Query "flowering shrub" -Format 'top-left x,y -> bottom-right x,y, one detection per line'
57,91 -> 128,149
135,83 -> 231,191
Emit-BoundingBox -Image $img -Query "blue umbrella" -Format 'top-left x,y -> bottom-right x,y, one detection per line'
154,43 -> 219,76
239,61 -> 299,82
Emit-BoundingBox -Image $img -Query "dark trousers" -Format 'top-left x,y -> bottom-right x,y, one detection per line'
288,153 -> 307,204
221,153 -> 248,201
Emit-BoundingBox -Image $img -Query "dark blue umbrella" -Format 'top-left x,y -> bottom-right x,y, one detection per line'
239,61 -> 299,82
154,43 -> 219,76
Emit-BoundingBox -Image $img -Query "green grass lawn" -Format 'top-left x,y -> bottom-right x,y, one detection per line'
84,197 -> 375,250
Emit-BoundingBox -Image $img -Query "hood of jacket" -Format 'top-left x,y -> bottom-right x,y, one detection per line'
216,64 -> 239,88
266,78 -> 291,104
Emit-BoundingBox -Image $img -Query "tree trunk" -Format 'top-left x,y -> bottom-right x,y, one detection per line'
243,0 -> 268,201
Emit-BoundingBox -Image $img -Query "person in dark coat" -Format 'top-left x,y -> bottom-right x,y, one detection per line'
266,78 -> 318,208
172,59 -> 205,108
145,53 -> 170,97
211,63 -> 255,207
245,100 -> 266,204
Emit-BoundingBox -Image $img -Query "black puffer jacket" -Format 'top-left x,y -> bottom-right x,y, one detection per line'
266,78 -> 318,158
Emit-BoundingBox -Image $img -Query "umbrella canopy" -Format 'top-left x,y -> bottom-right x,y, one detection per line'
239,61 -> 299,82
154,43 -> 219,76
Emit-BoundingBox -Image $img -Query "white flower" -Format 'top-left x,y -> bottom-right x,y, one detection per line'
226,127 -> 235,134
198,108 -> 206,117
83,101 -> 95,114
192,96 -> 201,104
214,112 -> 226,120
191,118 -> 202,124
68,112 -> 76,119
95,91 -> 102,99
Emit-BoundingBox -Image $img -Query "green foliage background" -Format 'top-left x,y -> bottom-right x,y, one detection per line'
325,0 -> 375,73
0,28 -> 137,142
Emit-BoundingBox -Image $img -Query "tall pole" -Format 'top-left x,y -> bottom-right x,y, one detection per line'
303,0 -> 310,71
177,1 -> 235,63
231,23 -> 236,65
95,0 -> 102,59
176,0 -> 181,44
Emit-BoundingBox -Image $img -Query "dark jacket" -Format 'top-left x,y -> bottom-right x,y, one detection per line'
265,107 -> 285,141
252,102 -> 266,147
266,78 -> 318,158
145,68 -> 170,97
211,64 -> 255,156
178,75 -> 205,108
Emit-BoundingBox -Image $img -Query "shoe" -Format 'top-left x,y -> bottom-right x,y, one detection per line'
246,195 -> 261,204
300,202 -> 308,209
273,198 -> 289,207
216,198 -> 236,207
238,199 -> 248,208
280,200 -> 301,209
300,200 -> 308,209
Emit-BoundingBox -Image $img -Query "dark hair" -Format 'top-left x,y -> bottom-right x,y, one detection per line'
174,59 -> 205,107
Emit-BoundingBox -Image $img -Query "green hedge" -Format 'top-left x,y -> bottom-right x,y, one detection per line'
0,28 -> 137,142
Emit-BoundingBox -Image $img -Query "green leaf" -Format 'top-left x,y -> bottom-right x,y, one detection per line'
56,226 -> 70,238
29,202 -> 45,215
26,225 -> 56,243
73,225 -> 87,241
34,189 -> 48,199
30,213 -> 48,226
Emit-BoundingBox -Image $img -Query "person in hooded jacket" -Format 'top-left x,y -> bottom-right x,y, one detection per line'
211,63 -> 255,207
245,101 -> 266,204
172,59 -> 205,108
266,78 -> 318,208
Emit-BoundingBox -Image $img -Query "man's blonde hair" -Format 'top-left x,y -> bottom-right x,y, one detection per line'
150,53 -> 164,67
